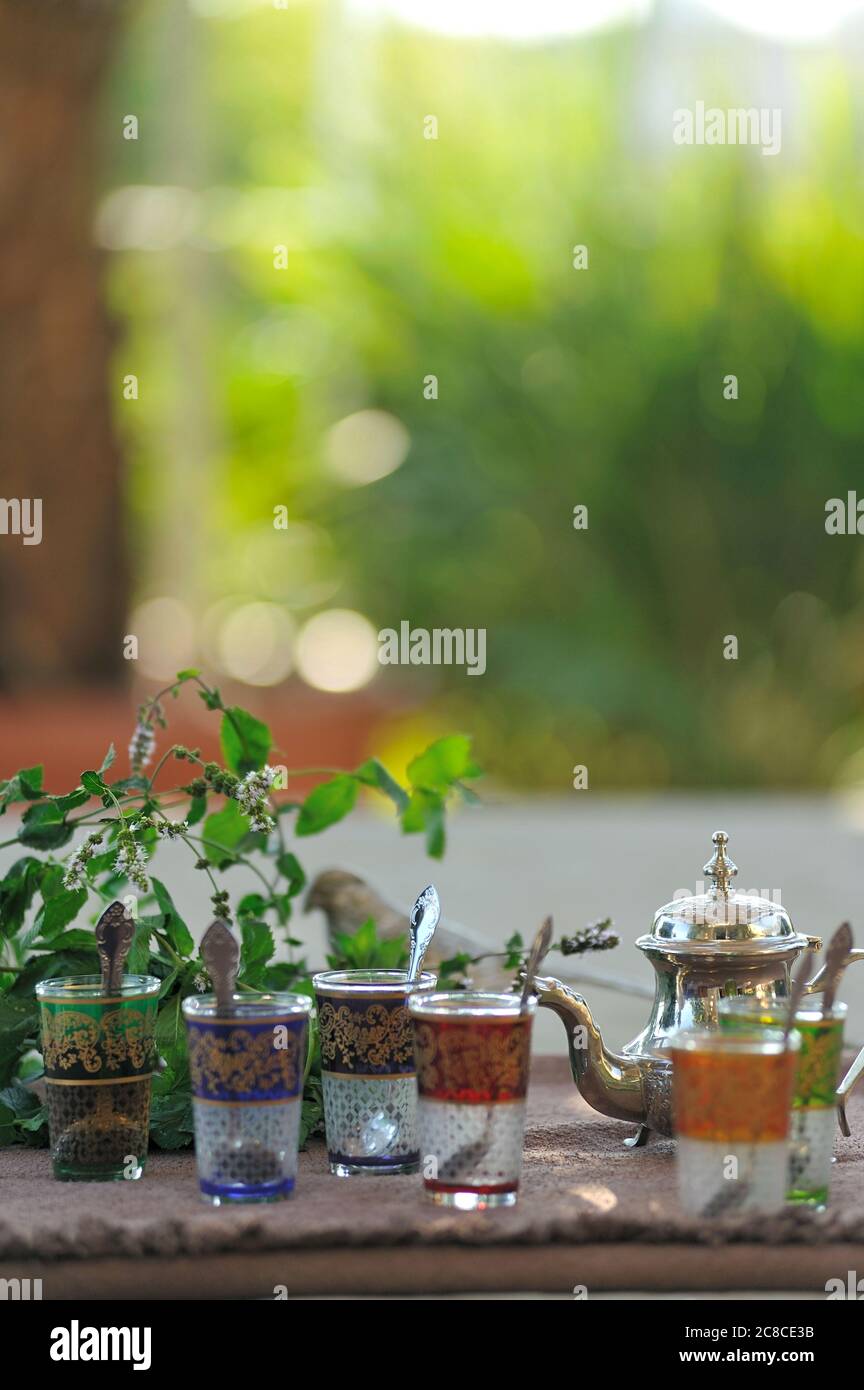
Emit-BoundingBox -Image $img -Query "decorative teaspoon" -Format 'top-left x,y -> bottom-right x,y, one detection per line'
821,922 -> 853,1017
95,900 -> 135,995
784,948 -> 815,1043
201,919 -> 240,1013
521,916 -> 554,1013
407,885 -> 440,982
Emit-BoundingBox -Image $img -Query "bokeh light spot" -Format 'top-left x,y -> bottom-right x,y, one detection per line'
296,609 -> 380,692
217,602 -> 296,685
324,410 -> 410,486
129,597 -> 196,679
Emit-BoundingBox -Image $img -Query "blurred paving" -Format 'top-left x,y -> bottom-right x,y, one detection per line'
7,794 -> 858,1056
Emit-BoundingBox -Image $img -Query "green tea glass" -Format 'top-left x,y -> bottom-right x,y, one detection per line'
718,996 -> 846,1206
36,974 -> 160,1182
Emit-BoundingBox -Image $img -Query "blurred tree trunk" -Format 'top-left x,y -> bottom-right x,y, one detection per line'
0,0 -> 127,689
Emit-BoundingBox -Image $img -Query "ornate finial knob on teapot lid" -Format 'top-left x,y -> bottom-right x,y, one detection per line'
703,830 -> 737,896
645,828 -> 808,947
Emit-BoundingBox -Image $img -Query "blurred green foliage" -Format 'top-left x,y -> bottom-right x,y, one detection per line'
104,2 -> 864,789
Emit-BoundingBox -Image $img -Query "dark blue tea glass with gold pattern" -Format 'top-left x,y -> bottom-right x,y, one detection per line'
312,968 -> 436,1176
183,991 -> 312,1205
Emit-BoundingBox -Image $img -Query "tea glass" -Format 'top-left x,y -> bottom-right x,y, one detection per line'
718,996 -> 846,1206
409,990 -> 535,1210
36,974 -> 160,1182
672,1028 -> 799,1217
183,991 -> 312,1204
312,968 -> 436,1176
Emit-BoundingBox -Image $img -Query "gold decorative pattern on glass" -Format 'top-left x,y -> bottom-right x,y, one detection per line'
40,1007 -> 156,1076
187,1025 -> 302,1098
317,1001 -> 413,1071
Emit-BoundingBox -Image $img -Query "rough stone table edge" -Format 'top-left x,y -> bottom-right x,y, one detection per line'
4,1241 -> 864,1300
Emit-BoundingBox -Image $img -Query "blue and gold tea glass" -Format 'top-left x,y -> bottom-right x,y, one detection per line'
36,974 -> 160,1182
312,969 -> 436,1176
183,991 -> 312,1205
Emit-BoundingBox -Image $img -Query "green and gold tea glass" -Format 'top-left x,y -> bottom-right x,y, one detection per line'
718,996 -> 846,1206
36,974 -> 160,1182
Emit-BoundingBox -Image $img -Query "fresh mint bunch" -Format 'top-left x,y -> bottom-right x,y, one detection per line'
0,671 -> 481,1150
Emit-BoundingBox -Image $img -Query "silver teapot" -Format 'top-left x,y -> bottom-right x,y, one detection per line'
534,830 -> 864,1146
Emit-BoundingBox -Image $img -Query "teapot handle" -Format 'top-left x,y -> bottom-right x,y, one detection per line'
838,1044 -> 864,1138
798,941 -> 864,1135
804,945 -> 864,994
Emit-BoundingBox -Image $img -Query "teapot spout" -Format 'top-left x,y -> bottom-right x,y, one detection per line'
533,974 -> 646,1124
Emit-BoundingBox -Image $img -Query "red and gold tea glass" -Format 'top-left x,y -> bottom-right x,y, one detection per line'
408,990 -> 535,1210
672,1028 -> 799,1217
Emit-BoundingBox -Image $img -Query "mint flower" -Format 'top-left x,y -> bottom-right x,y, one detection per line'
128,720 -> 156,772
234,765 -> 277,833
559,919 -> 619,955
114,839 -> 149,892
62,832 -> 104,891
156,819 -> 189,840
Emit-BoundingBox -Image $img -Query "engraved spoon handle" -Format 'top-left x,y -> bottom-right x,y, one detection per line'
784,948 -> 815,1042
95,901 -> 135,995
821,922 -> 853,1016
521,916 -> 554,1013
408,885 -> 440,983
201,919 -> 240,1013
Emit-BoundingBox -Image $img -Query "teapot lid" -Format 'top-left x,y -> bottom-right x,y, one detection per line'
643,830 -> 801,951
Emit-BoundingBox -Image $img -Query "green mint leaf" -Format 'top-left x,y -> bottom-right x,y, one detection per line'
98,744 -> 117,775
401,788 -> 446,858
17,803 -> 73,851
198,686 -> 223,711
41,929 -> 104,952
154,993 -> 185,1061
240,919 -> 275,983
0,857 -> 45,937
299,1076 -> 324,1149
0,998 -> 40,1089
353,916 -> 377,959
295,774 -> 358,836
19,766 -> 45,798
7,949 -> 100,999
50,788 -> 90,815
0,1082 -> 47,1148
202,801 -> 251,869
0,767 -> 44,813
149,1066 -> 195,1150
219,707 -> 272,776
80,770 -> 109,798
275,852 -> 306,896
439,952 -> 472,977
354,758 -> 409,812
237,893 -> 269,919
149,877 -> 195,956
258,961 -> 306,990
33,885 -> 88,942
407,735 -> 480,793
127,918 -> 153,974
375,935 -> 409,968
21,802 -> 63,829
108,775 -> 150,796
